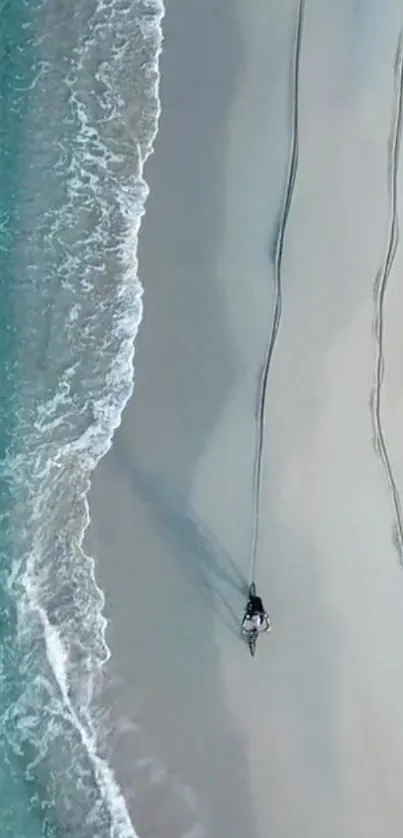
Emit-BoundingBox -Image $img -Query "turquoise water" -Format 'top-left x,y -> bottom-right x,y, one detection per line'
0,0 -> 163,834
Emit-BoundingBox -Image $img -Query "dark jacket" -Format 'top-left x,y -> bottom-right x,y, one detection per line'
247,594 -> 265,615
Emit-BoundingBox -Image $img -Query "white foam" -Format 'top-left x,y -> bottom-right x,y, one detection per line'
4,0 -> 167,834
37,602 -> 138,838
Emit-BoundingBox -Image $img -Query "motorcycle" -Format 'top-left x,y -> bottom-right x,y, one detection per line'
241,583 -> 271,657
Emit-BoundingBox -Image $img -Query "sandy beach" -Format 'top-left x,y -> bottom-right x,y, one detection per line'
88,0 -> 403,835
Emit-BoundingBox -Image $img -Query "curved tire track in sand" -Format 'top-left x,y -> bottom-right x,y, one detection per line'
249,0 -> 305,586
370,32 -> 403,561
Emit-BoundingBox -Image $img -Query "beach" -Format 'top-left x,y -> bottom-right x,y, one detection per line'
87,0 -> 403,836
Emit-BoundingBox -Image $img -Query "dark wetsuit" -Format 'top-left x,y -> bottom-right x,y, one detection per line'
246,594 -> 265,617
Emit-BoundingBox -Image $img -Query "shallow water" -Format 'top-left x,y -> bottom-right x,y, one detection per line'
0,0 -> 162,833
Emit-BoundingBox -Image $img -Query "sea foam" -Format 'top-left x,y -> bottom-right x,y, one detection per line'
1,0 -> 165,834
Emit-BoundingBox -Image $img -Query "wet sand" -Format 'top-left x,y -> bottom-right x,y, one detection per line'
88,0 -> 403,836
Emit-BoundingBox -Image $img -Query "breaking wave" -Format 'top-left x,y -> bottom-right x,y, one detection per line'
0,0 -> 164,834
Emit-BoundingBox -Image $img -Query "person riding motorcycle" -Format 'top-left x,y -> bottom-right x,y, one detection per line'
242,587 -> 271,634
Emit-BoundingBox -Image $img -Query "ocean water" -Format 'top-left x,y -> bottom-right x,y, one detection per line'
0,0 -> 163,834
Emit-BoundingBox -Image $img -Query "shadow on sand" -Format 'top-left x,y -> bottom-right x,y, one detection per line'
113,439 -> 248,639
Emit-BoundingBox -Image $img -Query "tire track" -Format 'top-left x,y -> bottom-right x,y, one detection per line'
249,0 -> 305,586
370,31 -> 403,561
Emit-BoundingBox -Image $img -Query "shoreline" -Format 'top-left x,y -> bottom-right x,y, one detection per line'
87,0 -> 256,835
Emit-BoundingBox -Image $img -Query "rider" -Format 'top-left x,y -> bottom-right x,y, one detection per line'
242,588 -> 271,633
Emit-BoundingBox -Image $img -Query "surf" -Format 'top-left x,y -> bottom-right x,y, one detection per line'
0,0 -> 164,833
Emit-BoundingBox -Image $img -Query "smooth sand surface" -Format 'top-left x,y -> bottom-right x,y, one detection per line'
87,0 -> 403,835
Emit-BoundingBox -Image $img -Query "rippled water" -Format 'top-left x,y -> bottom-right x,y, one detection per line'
0,0 -> 163,833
